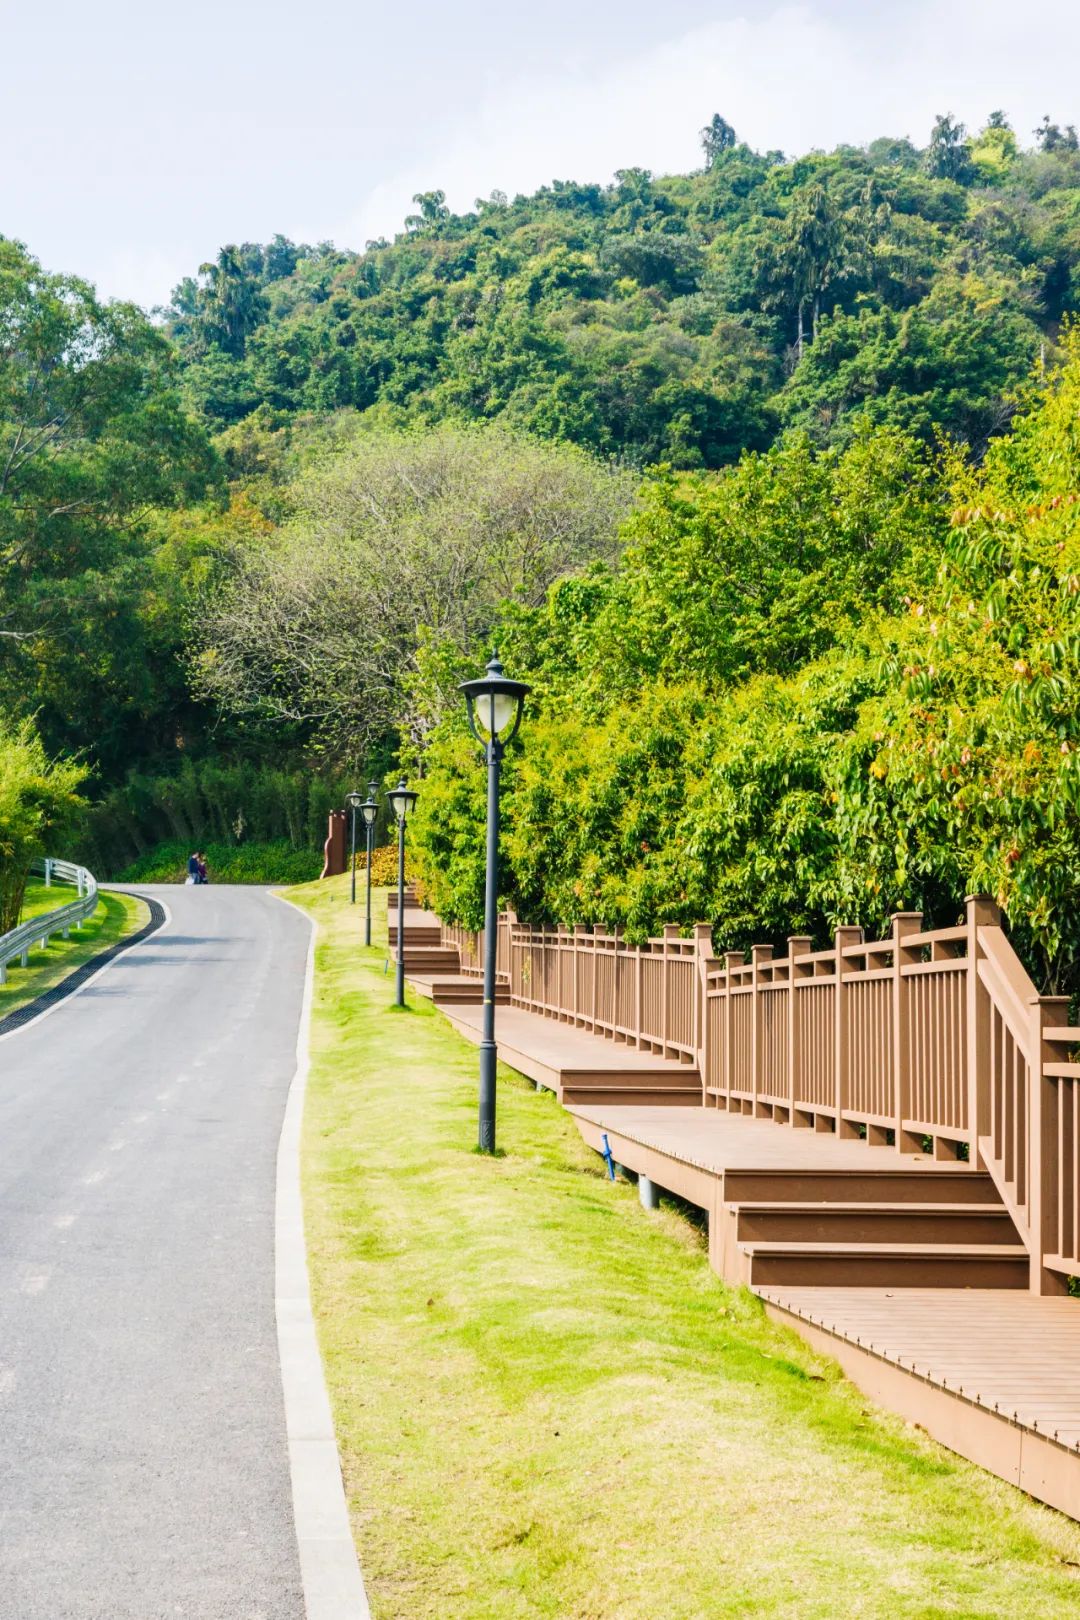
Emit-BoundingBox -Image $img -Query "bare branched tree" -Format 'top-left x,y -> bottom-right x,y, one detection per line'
192,425 -> 636,759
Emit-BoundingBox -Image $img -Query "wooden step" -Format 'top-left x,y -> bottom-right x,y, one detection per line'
396,947 -> 463,972
561,1084 -> 702,1107
743,1242 -> 1030,1289
388,927 -> 443,946
722,1169 -> 1001,1207
431,980 -> 508,1005
733,1202 -> 1019,1247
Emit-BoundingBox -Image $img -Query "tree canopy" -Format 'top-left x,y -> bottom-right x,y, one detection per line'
164,111 -> 1080,469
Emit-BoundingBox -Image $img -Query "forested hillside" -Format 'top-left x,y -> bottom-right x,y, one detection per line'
167,112 -> 1080,466
4,107 -> 1080,933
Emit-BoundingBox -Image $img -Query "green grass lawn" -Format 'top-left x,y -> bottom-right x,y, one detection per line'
291,874 -> 1080,1620
0,883 -> 149,1021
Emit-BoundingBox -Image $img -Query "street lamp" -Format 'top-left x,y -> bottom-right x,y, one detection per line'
459,653 -> 529,1153
360,780 -> 378,947
345,790 -> 364,905
388,777 -> 418,1007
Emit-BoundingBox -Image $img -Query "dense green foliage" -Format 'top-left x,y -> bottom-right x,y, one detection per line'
192,423 -> 634,756
114,837 -> 324,886
0,238 -> 221,777
166,113 -> 1080,470
0,718 -> 87,929
6,110 -> 1080,906
77,756 -> 363,878
413,333 -> 1080,996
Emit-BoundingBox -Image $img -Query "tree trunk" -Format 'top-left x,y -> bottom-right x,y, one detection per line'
796,302 -> 805,363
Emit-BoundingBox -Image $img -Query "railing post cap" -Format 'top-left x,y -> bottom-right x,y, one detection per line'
663,923 -> 682,939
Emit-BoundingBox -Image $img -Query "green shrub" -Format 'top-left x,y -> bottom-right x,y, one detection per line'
113,838 -> 324,885
0,719 -> 88,931
79,756 -> 390,876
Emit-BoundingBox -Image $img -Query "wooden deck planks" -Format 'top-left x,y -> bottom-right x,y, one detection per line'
443,1005 -> 699,1079
755,1287 -> 1080,1446
567,1102 -> 970,1175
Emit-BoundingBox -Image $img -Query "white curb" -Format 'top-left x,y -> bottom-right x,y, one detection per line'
275,898 -> 371,1619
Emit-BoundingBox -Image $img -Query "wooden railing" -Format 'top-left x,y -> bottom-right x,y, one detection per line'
439,914 -> 512,983
435,893 -> 1079,1293
704,915 -> 974,1152
507,924 -> 704,1065
976,923 -> 1080,1292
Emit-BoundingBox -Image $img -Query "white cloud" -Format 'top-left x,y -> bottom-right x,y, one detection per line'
327,0 -> 1080,253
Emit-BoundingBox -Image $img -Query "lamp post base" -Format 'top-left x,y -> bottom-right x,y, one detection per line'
478,1041 -> 497,1153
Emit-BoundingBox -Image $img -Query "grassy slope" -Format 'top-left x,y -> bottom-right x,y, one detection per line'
292,874 -> 1080,1620
1,884 -> 149,1020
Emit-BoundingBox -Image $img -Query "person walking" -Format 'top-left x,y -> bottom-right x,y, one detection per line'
186,852 -> 200,885
196,852 -> 209,885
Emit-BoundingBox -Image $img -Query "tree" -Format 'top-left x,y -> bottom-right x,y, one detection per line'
0,238 -> 220,773
701,114 -> 737,166
924,114 -> 974,183
192,425 -> 637,757
404,190 -> 451,232
782,184 -> 848,357
0,718 -> 87,931
970,115 -> 1018,182
1034,115 -> 1079,153
193,246 -> 268,357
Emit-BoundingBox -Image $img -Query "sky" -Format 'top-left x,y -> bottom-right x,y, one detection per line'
4,0 -> 1080,310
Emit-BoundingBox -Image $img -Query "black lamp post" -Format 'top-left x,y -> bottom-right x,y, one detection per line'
345,790 -> 364,904
360,780 -> 378,947
388,777 -> 417,1007
459,653 -> 529,1153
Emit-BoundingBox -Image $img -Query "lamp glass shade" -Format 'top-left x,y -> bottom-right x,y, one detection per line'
345,790 -> 364,809
360,799 -> 378,826
388,780 -> 417,820
459,655 -> 530,746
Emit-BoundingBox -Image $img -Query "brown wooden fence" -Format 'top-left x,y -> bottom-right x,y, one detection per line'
439,894 -> 1080,1293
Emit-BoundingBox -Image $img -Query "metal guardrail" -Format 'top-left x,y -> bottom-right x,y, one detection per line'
0,857 -> 99,984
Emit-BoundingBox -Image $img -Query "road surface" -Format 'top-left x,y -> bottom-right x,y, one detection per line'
0,885 -> 312,1619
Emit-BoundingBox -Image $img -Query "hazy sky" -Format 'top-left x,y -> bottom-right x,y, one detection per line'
4,0 -> 1080,309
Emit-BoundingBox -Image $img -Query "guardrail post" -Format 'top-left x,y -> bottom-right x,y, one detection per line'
44,859 -> 52,888
692,924 -> 713,1095
965,895 -> 1000,1161
1030,995 -> 1071,1295
724,952 -> 744,1107
834,926 -> 864,1136
750,945 -> 772,1116
787,936 -> 813,1127
662,924 -> 681,1056
892,911 -> 923,1153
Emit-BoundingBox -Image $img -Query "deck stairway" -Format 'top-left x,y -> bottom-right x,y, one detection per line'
399,895 -> 1080,1517
726,1169 -> 1027,1289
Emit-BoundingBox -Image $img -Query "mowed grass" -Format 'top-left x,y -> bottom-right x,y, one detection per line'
292,874 -> 1080,1620
0,882 -> 149,1021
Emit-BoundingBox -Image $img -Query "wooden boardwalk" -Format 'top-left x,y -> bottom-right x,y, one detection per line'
438,1003 -> 701,1105
756,1287 -> 1080,1518
406,909 -> 1080,1520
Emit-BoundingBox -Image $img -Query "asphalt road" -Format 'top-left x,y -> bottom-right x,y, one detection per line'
0,885 -> 312,1619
